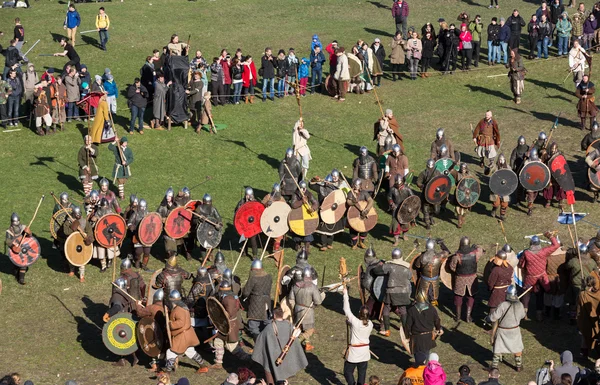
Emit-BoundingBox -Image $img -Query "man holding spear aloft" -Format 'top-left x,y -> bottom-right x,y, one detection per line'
108,136 -> 133,201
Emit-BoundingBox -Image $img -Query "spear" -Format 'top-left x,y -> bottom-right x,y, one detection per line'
23,39 -> 40,58
17,195 -> 45,248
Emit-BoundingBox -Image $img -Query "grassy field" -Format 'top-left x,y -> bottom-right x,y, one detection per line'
1,0 -> 599,384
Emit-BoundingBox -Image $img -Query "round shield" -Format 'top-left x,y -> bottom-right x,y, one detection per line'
261,201 -> 292,238
519,161 -> 551,192
94,213 -> 127,248
513,250 -> 524,287
196,220 -> 222,249
396,195 -> 421,224
138,212 -> 163,247
185,200 -> 202,211
489,169 -> 518,197
9,236 -> 41,268
165,207 -> 192,239
587,138 -> 600,156
102,312 -> 139,356
455,177 -> 481,208
207,297 -> 231,336
589,169 -> 600,189
424,175 -> 452,204
64,232 -> 93,267
320,190 -> 347,224
435,159 -> 459,185
288,205 -> 319,237
234,201 -> 265,238
347,201 -> 378,233
549,153 -> 575,192
324,74 -> 336,97
440,257 -> 452,290
371,275 -> 387,303
50,207 -> 72,239
136,316 -> 165,358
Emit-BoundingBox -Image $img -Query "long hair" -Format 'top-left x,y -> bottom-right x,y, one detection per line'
359,306 -> 370,326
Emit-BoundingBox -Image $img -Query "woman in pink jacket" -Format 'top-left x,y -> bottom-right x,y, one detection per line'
458,23 -> 473,70
423,353 -> 447,385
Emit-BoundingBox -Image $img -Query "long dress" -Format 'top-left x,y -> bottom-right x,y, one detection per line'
90,99 -> 109,143
153,81 -> 168,121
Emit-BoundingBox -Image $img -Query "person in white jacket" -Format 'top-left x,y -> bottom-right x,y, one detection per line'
292,118 -> 312,178
343,286 -> 373,385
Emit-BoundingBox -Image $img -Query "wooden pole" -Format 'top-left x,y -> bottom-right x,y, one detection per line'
231,238 -> 249,275
260,236 -> 272,261
201,248 -> 213,267
50,192 -> 88,237
164,305 -> 173,347
273,249 -> 285,308
18,195 -> 45,247
571,204 -> 585,280
567,224 -> 576,248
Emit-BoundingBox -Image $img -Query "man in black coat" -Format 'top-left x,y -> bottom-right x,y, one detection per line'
261,48 -> 275,101
371,38 -> 386,87
507,9 -> 526,50
477,368 -> 502,385
441,24 -> 459,74
242,260 -> 273,340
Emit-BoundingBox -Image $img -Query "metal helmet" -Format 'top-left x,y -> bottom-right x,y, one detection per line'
496,250 -> 508,260
182,187 -> 190,197
90,190 -> 99,200
251,259 -> 263,270
203,193 -> 212,204
100,198 -> 109,208
299,180 -> 307,190
359,146 -> 368,156
352,178 -> 362,189
120,258 -> 132,271
324,174 -> 333,183
153,290 -> 164,302
392,248 -> 402,260
223,268 -> 233,280
197,266 -> 208,277
415,290 -> 428,303
294,269 -> 303,282
99,177 -> 109,188
538,131 -> 547,141
245,187 -> 254,197
459,163 -> 468,173
59,192 -> 69,204
331,169 -> 340,179
548,142 -> 558,156
517,136 -> 526,146
297,249 -> 308,261
139,199 -> 147,210
169,289 -> 182,301
593,120 -> 599,131
426,159 -> 435,169
498,154 -> 506,165
220,280 -> 232,290
167,255 -> 177,267
165,187 -> 174,199
272,183 -> 281,193
285,147 -> 294,158
580,243 -> 589,254
364,246 -> 376,259
302,267 -> 313,279
506,285 -> 518,301
129,194 -> 138,206
436,128 -> 444,140
115,277 -> 127,290
72,206 -> 82,217
502,243 -> 512,253
459,236 -> 470,248
426,238 -> 436,250
530,235 -> 541,246
439,144 -> 448,157
394,174 -> 404,186
215,250 -> 225,264
392,144 -> 402,154
10,213 -> 20,225
529,148 -> 539,161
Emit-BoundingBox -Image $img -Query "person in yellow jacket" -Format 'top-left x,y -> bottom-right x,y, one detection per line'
90,95 -> 109,144
95,7 -> 110,51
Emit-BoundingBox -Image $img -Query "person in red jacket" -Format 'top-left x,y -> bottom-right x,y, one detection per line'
242,55 -> 258,104
325,40 -> 339,75
220,51 -> 232,104
517,231 -> 560,321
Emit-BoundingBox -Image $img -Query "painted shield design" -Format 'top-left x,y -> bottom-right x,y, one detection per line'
196,220 -> 222,249
320,190 -> 347,224
589,168 -> 600,189
549,153 -> 575,193
207,297 -> 231,336
138,212 -> 163,247
519,161 -> 551,192
347,201 -> 378,233
94,213 -> 127,248
489,169 -> 518,197
371,275 -> 388,303
165,207 -> 193,239
435,158 -> 459,185
50,207 -> 72,240
396,195 -> 421,224
184,200 -> 202,212
455,177 -> 481,208
586,138 -> 600,156
102,312 -> 139,356
288,205 -> 319,237
234,201 -> 265,238
261,201 -> 292,238
136,316 -> 165,358
64,232 -> 93,267
424,175 -> 452,204
9,236 -> 41,268
440,257 -> 453,290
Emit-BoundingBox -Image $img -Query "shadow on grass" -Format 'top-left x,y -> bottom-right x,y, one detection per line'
526,78 -> 573,96
257,153 -> 281,170
465,84 -> 513,101
364,27 -> 394,38
529,111 -> 579,129
367,1 -> 391,10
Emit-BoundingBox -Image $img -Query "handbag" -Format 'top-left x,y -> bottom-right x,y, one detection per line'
413,50 -> 422,60
462,41 -> 473,50
492,39 -> 501,46
258,67 -> 264,77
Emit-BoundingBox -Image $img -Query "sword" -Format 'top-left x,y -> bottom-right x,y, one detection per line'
23,39 -> 40,57
37,54 -> 56,57
111,282 -> 144,308
79,29 -> 98,34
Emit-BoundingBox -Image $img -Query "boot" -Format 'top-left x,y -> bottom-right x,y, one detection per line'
304,242 -> 311,255
132,353 -> 139,367
358,239 -> 366,249
304,342 -> 315,352
536,309 -> 543,322
379,315 -> 391,336
457,214 -> 463,228
17,271 -> 26,285
185,252 -> 192,261
142,254 -> 150,269
113,358 -> 127,367
553,307 -> 561,320
466,306 -> 473,323
454,304 -> 461,322
134,259 -> 141,269
192,353 -> 208,373
491,354 -> 502,369
515,355 -> 523,372
250,96 -> 255,104
245,96 -> 249,104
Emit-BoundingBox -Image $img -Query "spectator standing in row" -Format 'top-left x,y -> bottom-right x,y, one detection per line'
286,48 -> 299,95
242,55 -> 257,103
469,15 -> 483,67
371,38 -> 385,87
488,17 -> 501,65
127,78 -> 148,134
152,72 -> 168,130
0,75 -> 11,129
392,0 -> 409,40
221,52 -> 232,103
507,9 -> 526,51
538,15 -> 552,59
210,57 -> 225,106
325,40 -> 338,75
528,15 -> 540,59
140,55 -> 156,98
13,18 -> 25,60
104,73 -> 118,114
7,70 -> 22,127
275,50 -> 287,98
572,4 -> 586,44
95,7 -> 110,51
332,47 -> 349,102
499,18 -> 511,65
421,31 -> 436,77
557,12 -> 572,55
4,39 -> 23,79
478,368 -> 501,385
64,4 -> 81,46
231,58 -> 244,105
390,32 -> 406,81
550,0 -> 565,44
298,57 -> 309,96
309,45 -> 325,94
261,48 -> 275,102
458,23 -> 473,70
406,31 -> 422,80
398,352 -> 427,384
65,67 -> 80,122
583,14 -> 597,50
22,63 -> 38,119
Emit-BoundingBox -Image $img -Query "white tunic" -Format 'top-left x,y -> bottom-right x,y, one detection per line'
343,291 -> 373,363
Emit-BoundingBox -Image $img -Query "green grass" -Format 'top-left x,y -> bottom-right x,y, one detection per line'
0,0 -> 598,384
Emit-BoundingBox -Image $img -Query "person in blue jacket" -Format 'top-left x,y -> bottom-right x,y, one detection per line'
298,58 -> 309,96
63,4 -> 81,46
309,45 -> 326,94
499,17 -> 511,65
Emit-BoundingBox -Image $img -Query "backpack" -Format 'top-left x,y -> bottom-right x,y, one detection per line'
535,366 -> 551,385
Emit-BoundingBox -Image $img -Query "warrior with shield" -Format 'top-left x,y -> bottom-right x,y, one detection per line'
84,189 -> 100,217
186,266 -> 214,329
371,248 -> 412,339
310,170 -> 348,251
581,121 -> 600,150
452,163 -> 479,228
523,149 -> 542,216
346,179 -> 375,249
430,128 -> 456,161
384,144 -> 409,190
585,140 -> 600,201
77,135 -> 98,196
448,237 -> 483,322
261,183 -> 287,256
157,188 -> 181,258
388,174 -> 416,244
353,146 -> 379,192
153,256 -> 192,308
510,136 -> 529,202
126,199 -> 156,269
108,136 -> 134,200
412,238 -> 450,306
360,247 -> 384,318
98,177 -> 121,214
541,142 -> 566,210
136,290 -> 167,373
62,206 -> 93,283
472,110 -> 500,171
90,198 -> 118,272
288,267 -> 325,352
119,258 -> 146,301
490,155 -> 514,221
242,259 -> 273,340
5,213 -> 32,285
290,180 -> 319,253
235,187 -> 259,259
416,159 -> 442,230
194,193 -> 223,260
